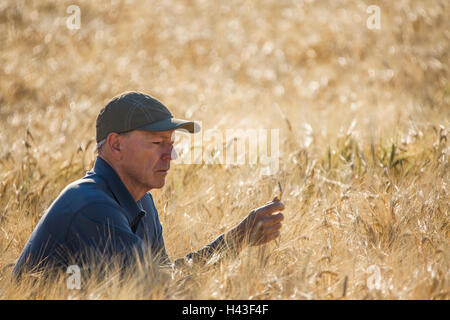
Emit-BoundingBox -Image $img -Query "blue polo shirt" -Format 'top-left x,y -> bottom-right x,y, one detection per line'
13,157 -> 227,277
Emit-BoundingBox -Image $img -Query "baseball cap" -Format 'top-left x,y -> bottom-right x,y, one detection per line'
96,91 -> 201,142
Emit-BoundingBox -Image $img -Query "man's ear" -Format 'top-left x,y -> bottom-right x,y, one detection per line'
106,133 -> 123,159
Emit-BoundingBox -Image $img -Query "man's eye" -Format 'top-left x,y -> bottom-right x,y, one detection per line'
152,142 -> 161,145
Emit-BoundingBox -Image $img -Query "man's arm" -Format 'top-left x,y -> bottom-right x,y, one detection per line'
172,199 -> 285,268
172,234 -> 231,267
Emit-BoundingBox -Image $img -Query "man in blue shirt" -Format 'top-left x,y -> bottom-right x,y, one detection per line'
13,91 -> 285,278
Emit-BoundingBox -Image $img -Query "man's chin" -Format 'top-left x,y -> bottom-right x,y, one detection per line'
152,177 -> 166,189
145,172 -> 168,190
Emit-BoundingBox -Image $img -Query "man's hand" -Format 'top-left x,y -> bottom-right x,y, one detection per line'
225,198 -> 285,253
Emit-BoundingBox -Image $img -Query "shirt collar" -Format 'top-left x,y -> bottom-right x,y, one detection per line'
90,157 -> 145,222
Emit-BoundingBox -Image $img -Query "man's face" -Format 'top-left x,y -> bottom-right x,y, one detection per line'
119,129 -> 176,190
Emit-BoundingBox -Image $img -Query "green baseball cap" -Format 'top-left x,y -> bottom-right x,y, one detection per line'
96,91 -> 201,142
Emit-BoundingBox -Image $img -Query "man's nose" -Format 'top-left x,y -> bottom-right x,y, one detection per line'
162,145 -> 177,161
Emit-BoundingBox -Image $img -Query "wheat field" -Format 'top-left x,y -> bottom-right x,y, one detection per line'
0,0 -> 448,300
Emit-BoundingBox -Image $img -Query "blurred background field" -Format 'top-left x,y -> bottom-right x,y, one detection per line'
0,0 -> 448,299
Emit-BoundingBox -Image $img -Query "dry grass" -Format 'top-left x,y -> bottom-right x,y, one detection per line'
0,0 -> 449,299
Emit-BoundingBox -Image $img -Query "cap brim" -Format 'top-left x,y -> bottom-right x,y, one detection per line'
136,117 -> 201,134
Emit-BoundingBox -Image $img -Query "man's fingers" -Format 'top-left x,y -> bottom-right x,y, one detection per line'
266,222 -> 282,232
256,201 -> 285,216
247,213 -> 283,234
267,230 -> 281,240
260,212 -> 284,225
255,230 -> 281,245
242,201 -> 285,246
260,223 -> 282,237
248,220 -> 282,245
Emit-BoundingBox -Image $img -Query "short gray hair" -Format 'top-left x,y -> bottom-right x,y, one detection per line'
96,139 -> 107,154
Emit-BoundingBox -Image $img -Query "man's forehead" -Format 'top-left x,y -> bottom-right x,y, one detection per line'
136,129 -> 175,139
